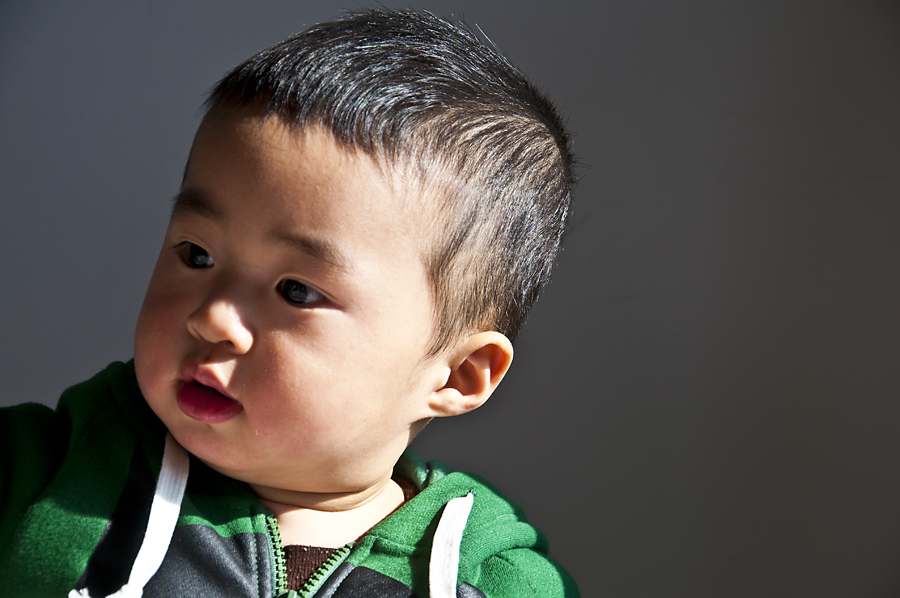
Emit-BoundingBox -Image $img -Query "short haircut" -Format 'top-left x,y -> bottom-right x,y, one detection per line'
206,8 -> 575,353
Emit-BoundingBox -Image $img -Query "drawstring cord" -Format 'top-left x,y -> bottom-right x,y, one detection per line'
429,492 -> 474,598
69,433 -> 189,598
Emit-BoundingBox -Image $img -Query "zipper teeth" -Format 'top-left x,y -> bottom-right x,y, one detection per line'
298,544 -> 352,597
267,515 -> 288,595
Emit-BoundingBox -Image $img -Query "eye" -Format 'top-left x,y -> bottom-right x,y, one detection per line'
177,242 -> 214,269
277,279 -> 324,306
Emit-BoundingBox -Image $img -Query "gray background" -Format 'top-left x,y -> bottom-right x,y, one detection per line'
2,1 -> 900,596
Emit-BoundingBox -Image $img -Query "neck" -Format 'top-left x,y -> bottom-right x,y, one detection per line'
253,477 -> 405,548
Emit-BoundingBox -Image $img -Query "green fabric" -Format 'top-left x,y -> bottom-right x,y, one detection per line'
177,458 -> 270,538
345,455 -> 579,597
0,362 -> 578,597
0,362 -> 150,595
0,403 -> 68,553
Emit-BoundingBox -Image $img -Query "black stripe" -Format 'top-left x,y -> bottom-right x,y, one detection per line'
74,447 -> 154,596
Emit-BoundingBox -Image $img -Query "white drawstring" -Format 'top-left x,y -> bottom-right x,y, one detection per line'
69,433 -> 189,598
429,492 -> 474,598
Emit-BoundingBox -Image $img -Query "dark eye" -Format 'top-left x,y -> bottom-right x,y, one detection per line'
179,242 -> 214,268
277,279 -> 324,306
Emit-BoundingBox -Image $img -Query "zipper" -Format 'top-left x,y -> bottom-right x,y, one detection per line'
296,543 -> 352,598
266,515 -> 288,596
267,514 -> 353,598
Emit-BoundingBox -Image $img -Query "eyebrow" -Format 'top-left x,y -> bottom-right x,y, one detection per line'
270,230 -> 352,273
171,188 -> 223,221
171,188 -> 351,272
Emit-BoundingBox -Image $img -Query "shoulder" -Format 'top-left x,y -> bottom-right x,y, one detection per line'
0,361 -> 165,594
364,451 -> 580,597
0,360 -> 150,501
442,471 -> 579,598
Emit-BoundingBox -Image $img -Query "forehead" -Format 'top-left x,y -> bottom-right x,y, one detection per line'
191,108 -> 379,191
181,108 -> 434,278
188,107 -> 428,222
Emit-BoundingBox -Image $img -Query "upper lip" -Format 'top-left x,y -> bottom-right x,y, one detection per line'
180,363 -> 238,402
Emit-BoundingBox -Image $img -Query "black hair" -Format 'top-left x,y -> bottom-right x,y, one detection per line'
206,8 -> 575,351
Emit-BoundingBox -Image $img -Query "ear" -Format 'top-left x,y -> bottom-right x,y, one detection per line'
428,331 -> 514,417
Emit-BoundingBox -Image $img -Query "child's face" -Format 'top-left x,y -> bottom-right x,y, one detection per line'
134,108 -> 448,497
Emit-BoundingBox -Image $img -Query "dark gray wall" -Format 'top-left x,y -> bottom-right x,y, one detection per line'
2,1 -> 900,596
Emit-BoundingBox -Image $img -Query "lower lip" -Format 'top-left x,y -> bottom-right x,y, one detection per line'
177,381 -> 243,423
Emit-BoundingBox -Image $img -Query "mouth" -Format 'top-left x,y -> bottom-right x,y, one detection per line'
176,380 -> 244,424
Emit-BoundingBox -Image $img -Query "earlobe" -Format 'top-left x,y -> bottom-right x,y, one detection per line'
428,331 -> 513,417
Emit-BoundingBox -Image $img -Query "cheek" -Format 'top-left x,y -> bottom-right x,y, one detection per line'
254,339 -> 393,425
134,287 -> 186,393
133,321 -> 167,403
136,275 -> 193,341
135,300 -> 169,365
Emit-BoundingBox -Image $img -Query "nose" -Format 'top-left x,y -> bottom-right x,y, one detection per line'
186,294 -> 254,354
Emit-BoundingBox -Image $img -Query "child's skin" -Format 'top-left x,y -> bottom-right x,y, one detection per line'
133,105 -> 514,547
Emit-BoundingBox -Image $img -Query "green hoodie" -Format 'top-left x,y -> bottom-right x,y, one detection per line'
0,361 -> 578,597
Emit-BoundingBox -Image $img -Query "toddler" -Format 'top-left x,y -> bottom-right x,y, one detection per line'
0,9 -> 577,597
